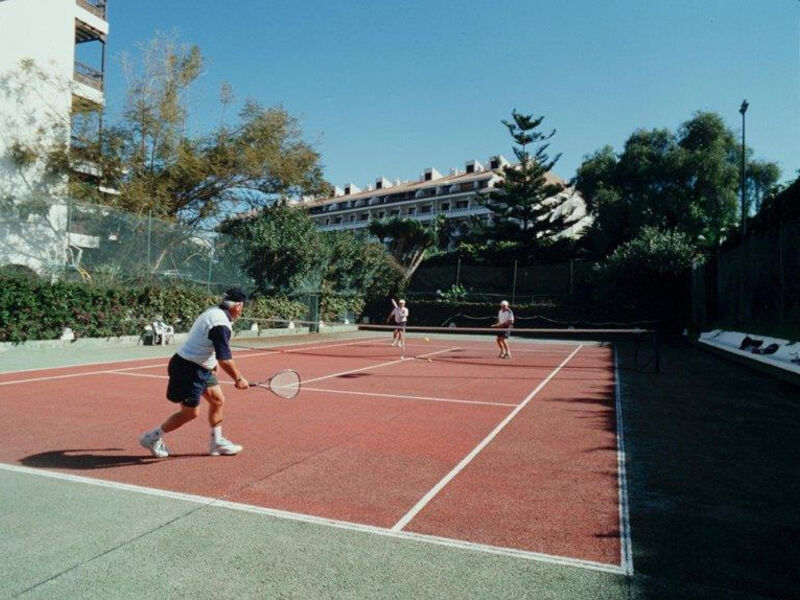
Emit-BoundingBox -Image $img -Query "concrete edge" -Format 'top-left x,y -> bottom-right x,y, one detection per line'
694,339 -> 800,388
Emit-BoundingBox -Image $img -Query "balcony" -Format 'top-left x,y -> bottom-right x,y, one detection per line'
74,61 -> 103,91
76,0 -> 106,19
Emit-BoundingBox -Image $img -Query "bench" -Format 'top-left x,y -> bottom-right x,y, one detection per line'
698,330 -> 800,385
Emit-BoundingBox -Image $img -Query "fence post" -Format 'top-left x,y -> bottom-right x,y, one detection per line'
455,258 -> 461,287
207,238 -> 215,291
146,212 -> 152,273
570,259 -> 574,297
511,260 -> 517,305
64,197 -> 73,276
778,215 -> 785,325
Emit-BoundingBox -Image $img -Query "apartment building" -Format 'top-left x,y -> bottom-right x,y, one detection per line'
300,155 -> 591,239
0,0 -> 109,275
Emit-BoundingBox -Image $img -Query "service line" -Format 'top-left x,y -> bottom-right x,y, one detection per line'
391,344 -> 583,532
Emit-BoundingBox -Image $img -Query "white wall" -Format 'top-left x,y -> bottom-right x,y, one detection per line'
0,0 -> 86,273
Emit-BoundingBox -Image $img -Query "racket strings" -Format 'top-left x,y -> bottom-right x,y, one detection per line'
268,369 -> 301,399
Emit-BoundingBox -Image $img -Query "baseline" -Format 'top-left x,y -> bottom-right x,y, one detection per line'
0,462 -> 624,576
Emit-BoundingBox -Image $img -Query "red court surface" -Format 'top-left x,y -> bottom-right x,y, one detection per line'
0,335 -> 627,570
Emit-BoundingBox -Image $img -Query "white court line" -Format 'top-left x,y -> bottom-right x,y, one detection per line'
0,362 -> 168,387
401,343 -> 574,355
300,387 -> 518,408
299,346 -> 459,386
115,345 -> 460,388
0,462 -> 624,575
391,344 -> 583,532
0,338 -> 385,387
614,347 -> 634,576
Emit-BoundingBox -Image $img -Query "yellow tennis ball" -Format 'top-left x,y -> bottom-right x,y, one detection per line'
427,358 -> 433,362
424,337 -> 430,342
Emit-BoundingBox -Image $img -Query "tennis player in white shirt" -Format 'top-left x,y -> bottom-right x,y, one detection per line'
492,300 -> 514,359
386,299 -> 409,348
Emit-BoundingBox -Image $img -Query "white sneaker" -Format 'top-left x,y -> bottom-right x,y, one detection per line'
503,354 -> 512,360
139,432 -> 169,458
210,437 -> 243,456
498,352 -> 505,358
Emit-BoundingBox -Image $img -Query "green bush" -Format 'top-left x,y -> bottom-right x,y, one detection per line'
0,275 -> 308,343
592,227 -> 696,329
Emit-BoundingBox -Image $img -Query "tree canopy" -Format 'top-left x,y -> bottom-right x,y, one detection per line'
4,34 -> 331,228
575,111 -> 781,256
368,216 -> 438,279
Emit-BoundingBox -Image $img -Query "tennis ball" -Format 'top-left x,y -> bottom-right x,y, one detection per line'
424,337 -> 430,342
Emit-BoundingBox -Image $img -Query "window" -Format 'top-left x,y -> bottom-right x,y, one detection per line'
325,218 -> 330,225
456,201 -> 468,209
359,214 -> 368,221
466,164 -> 474,173
390,210 -> 399,216
420,206 -> 431,214
441,203 -> 450,211
335,217 -> 342,224
407,207 -> 416,215
424,172 -> 432,181
378,211 -> 385,218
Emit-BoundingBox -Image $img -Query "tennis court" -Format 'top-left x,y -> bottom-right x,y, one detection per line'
2,327 -> 797,599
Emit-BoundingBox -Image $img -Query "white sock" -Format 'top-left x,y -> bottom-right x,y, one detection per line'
211,425 -> 222,443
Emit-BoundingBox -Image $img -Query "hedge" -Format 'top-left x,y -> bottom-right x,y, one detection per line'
0,276 -> 307,343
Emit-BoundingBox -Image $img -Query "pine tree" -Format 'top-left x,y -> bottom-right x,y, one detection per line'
484,110 -> 567,241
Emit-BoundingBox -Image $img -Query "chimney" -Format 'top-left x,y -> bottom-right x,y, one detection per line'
375,177 -> 392,190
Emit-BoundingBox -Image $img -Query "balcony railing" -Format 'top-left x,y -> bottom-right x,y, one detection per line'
315,205 -> 491,231
74,61 -> 104,91
76,0 -> 106,19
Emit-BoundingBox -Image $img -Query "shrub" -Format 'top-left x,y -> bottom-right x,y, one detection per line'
593,227 -> 696,329
0,275 -> 309,343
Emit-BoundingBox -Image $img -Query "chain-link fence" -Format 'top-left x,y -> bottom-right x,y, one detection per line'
692,221 -> 800,336
0,198 -> 251,291
408,259 -> 593,303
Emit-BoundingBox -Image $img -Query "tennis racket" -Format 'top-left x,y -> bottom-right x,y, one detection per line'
249,369 -> 301,399
391,298 -> 398,308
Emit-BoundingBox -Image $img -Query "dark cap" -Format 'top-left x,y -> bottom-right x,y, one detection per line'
223,287 -> 248,304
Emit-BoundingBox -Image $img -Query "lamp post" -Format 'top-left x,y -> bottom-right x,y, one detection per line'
739,99 -> 749,236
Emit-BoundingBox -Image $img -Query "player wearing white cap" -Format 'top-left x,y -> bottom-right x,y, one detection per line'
386,298 -> 409,349
492,300 -> 514,359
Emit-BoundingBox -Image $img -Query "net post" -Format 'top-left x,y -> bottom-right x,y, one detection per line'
654,329 -> 661,373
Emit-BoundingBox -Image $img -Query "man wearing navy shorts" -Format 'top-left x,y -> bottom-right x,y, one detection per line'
492,300 -> 514,359
139,288 -> 250,458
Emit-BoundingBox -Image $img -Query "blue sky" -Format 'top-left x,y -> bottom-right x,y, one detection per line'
103,0 -> 799,188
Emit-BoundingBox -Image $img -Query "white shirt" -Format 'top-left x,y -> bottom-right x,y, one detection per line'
497,308 -> 514,327
177,307 -> 233,369
391,306 -> 409,323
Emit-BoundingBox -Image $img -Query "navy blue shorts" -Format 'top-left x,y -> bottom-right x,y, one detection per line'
166,354 -> 218,408
496,328 -> 512,339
